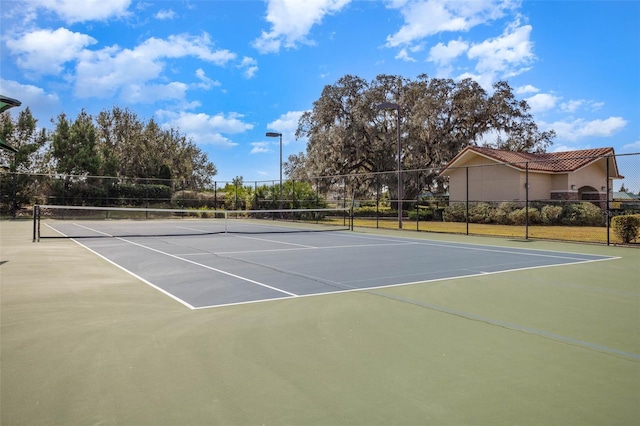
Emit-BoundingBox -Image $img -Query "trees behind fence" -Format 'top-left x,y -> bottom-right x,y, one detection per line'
2,152 -> 638,244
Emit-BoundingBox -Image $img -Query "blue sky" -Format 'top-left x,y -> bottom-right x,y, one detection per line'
1,0 -> 638,187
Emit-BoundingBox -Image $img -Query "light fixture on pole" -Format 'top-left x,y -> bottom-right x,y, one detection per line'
265,131 -> 283,208
377,102 -> 402,229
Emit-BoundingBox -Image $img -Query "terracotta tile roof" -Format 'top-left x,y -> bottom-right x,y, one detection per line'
441,146 -> 620,175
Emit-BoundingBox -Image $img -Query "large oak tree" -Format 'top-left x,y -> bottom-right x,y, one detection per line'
295,74 -> 555,204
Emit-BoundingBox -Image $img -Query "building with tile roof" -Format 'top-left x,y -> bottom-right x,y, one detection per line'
439,146 -> 623,206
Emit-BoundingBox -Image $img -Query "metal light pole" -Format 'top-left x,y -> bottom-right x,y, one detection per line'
377,102 -> 402,229
265,132 -> 283,208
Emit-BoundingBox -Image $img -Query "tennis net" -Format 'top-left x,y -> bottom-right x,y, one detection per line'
33,205 -> 352,241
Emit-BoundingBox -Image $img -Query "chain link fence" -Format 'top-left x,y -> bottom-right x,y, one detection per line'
2,152 -> 639,245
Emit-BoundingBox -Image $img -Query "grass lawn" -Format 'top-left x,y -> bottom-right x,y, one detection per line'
347,217 -> 633,245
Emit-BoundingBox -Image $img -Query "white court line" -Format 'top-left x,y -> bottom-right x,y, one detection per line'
201,228 -> 613,263
328,232 -> 620,262
44,223 -> 196,309
232,234 -> 316,248
62,220 -> 611,263
213,237 -> 615,264
215,241 -> 418,255
61,222 -> 633,360
71,223 -> 299,299
49,222 -> 620,311
177,225 -> 318,248
191,255 -> 620,310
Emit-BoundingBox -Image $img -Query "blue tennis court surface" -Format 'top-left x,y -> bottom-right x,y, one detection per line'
44,220 -> 616,309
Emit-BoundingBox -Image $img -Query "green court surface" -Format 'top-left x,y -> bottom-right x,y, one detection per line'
1,220 -> 638,425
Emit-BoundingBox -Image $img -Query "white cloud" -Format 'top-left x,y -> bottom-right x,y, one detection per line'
120,82 -> 188,104
74,46 -> 164,98
395,48 -> 417,62
6,27 -> 97,75
239,57 -> 259,79
73,33 -> 236,100
385,0 -> 516,47
541,116 -> 628,141
383,1 -> 532,87
253,0 -> 351,54
515,84 -> 538,95
155,9 -> 177,20
525,93 -> 559,114
156,110 -> 254,147
560,99 -> 584,113
26,0 -> 131,23
467,22 -> 534,76
560,99 -> 604,113
250,142 -> 273,154
135,34 -> 236,65
193,69 -> 221,90
6,29 -> 237,102
428,38 -> 469,67
266,110 -> 306,144
0,78 -> 60,121
622,140 -> 640,152
456,70 -> 494,90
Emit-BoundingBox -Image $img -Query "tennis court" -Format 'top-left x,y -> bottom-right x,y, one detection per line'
2,214 -> 639,425
35,207 -> 615,310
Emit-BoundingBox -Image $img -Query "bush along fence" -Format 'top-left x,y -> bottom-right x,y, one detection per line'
1,152 -> 639,245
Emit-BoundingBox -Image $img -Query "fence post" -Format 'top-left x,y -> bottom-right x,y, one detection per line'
525,162 -> 529,240
606,156 -> 610,246
465,167 -> 469,235
254,181 -> 258,210
234,180 -> 238,210
376,175 -> 380,229
416,192 -> 419,231
292,179 -> 296,209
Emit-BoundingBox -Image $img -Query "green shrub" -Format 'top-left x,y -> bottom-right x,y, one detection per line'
443,203 -> 467,222
611,214 -> 640,243
408,208 -> 434,221
541,205 -> 563,225
495,201 -> 519,224
561,202 -> 604,226
353,206 -> 397,217
469,202 -> 494,224
172,190 -> 216,208
508,207 -> 541,225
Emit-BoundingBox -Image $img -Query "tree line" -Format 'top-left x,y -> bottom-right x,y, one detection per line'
1,106 -> 216,183
1,106 -> 217,213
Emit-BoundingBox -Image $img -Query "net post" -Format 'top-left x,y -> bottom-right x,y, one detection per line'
34,205 -> 41,242
224,210 -> 228,234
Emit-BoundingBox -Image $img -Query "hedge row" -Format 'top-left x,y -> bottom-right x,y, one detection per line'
48,182 -> 173,206
443,201 -> 605,226
353,201 -> 608,227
